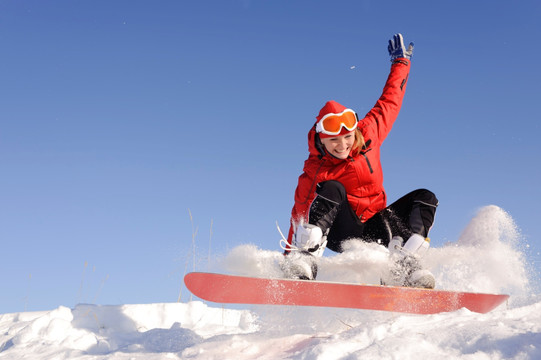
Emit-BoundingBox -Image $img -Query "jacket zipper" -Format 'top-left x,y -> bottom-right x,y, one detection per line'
360,149 -> 374,174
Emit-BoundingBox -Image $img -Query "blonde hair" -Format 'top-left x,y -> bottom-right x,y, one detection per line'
351,128 -> 366,156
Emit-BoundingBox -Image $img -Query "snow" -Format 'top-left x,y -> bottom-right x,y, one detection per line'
1,205 -> 540,359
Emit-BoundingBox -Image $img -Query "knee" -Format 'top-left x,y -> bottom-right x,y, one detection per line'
414,189 -> 439,207
316,181 -> 347,202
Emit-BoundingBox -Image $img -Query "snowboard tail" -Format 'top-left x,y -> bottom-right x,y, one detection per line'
184,272 -> 509,315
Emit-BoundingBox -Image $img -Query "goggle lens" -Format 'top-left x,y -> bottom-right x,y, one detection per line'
316,109 -> 358,135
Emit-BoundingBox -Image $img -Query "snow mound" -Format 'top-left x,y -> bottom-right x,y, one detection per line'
2,300 -> 541,359
0,302 -> 258,358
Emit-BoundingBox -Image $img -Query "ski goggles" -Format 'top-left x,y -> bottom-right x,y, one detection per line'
315,109 -> 358,136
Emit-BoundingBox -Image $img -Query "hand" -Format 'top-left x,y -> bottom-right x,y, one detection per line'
388,33 -> 414,61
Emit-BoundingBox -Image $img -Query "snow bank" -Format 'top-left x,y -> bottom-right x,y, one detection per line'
1,299 -> 540,359
0,302 -> 258,359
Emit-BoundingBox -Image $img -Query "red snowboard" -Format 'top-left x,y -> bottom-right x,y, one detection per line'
184,272 -> 509,315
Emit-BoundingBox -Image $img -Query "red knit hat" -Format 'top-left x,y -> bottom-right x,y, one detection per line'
316,100 -> 357,139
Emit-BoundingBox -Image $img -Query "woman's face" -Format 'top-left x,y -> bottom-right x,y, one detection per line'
320,131 -> 355,159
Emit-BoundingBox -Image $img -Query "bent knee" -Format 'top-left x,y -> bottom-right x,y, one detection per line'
315,180 -> 347,202
414,189 -> 439,207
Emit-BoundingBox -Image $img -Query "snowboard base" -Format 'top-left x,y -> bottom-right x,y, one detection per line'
184,272 -> 509,315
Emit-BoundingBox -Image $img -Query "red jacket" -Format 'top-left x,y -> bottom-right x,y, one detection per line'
287,59 -> 411,244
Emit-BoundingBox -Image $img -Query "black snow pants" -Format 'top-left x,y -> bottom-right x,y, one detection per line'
308,180 -> 438,253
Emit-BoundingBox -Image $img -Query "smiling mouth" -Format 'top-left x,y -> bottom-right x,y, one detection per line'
334,149 -> 349,157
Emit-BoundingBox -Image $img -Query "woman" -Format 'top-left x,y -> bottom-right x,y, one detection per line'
281,34 -> 438,289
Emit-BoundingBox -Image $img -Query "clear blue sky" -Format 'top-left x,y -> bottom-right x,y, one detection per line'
1,0 -> 540,313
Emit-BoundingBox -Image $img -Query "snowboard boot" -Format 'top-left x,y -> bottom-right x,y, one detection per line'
382,234 -> 435,289
281,223 -> 327,280
281,251 -> 319,280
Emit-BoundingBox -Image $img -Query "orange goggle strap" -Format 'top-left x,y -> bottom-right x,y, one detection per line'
315,109 -> 358,135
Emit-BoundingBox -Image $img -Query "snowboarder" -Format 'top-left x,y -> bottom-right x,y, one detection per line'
281,33 -> 438,289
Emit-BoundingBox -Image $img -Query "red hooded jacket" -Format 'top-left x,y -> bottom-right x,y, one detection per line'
287,59 -> 411,244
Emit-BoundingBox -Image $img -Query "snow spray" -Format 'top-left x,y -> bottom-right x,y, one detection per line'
220,205 -> 534,307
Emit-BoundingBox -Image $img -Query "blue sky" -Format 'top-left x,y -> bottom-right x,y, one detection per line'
1,0 -> 540,313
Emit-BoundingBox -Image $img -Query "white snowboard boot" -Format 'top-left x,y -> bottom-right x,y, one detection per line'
281,223 -> 327,280
383,234 -> 435,289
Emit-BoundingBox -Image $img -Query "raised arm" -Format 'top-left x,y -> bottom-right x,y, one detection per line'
360,33 -> 414,141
